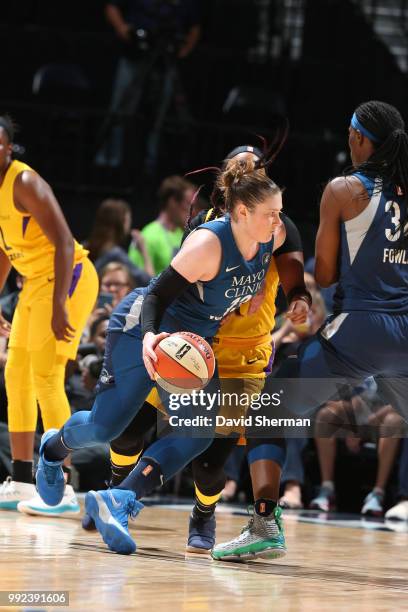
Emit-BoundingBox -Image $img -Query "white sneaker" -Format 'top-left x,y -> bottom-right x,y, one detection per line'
17,484 -> 80,518
385,500 -> 408,521
361,491 -> 384,517
0,477 -> 36,510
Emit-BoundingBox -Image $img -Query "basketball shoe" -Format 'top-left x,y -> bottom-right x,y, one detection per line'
361,490 -> 384,517
82,512 -> 96,531
85,489 -> 143,555
0,477 -> 36,510
309,485 -> 336,512
186,513 -> 216,553
211,506 -> 286,562
385,500 -> 408,521
36,429 -> 66,506
17,485 -> 80,517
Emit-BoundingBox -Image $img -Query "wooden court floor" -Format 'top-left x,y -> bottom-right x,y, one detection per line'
0,502 -> 407,611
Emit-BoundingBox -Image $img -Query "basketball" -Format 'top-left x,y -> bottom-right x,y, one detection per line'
154,331 -> 215,394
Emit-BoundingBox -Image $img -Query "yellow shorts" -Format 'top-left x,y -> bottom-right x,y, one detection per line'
214,333 -> 274,379
9,257 -> 99,359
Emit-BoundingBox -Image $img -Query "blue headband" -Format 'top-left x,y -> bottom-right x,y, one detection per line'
351,113 -> 381,143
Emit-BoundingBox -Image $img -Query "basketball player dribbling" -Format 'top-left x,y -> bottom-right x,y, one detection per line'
35,149 -> 287,554
84,144 -> 309,561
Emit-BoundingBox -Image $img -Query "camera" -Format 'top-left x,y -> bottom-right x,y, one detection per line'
130,0 -> 184,56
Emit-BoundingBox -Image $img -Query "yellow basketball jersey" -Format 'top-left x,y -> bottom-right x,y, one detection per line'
0,160 -> 87,279
217,257 -> 280,339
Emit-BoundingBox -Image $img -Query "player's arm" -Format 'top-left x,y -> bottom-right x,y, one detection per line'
0,249 -> 12,337
14,170 -> 75,342
315,178 -> 345,287
275,215 -> 310,324
141,230 -> 221,378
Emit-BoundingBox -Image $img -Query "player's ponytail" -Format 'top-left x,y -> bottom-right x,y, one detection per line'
185,123 -> 288,223
217,155 -> 280,213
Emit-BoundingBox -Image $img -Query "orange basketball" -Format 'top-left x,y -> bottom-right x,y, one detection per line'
154,331 -> 215,394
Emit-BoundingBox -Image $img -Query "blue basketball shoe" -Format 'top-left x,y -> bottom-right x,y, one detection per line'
186,513 -> 216,553
85,489 -> 143,555
82,512 -> 96,531
36,429 -> 65,506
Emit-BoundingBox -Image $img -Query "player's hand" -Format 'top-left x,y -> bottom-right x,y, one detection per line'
0,310 -> 11,338
52,303 -> 76,342
285,298 -> 310,325
142,331 -> 170,380
131,229 -> 147,252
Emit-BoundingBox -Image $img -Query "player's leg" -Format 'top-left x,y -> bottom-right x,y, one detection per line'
36,330 -> 154,507
17,342 -> 79,517
86,373 -> 222,554
85,434 -> 216,554
212,437 -> 287,561
186,436 -> 238,553
20,257 -> 98,516
362,408 -> 403,517
82,399 -> 158,531
0,345 -> 38,509
110,401 -> 158,485
309,402 -> 345,511
279,438 -> 307,509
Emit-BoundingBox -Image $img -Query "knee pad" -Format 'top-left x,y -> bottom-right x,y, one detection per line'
192,456 -> 226,496
110,433 -> 144,458
191,437 -> 238,495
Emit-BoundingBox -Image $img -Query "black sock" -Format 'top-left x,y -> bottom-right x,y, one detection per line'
12,460 -> 33,484
117,457 -> 163,499
62,466 -> 72,485
192,497 -> 216,520
43,429 -> 71,462
254,498 -> 277,517
110,462 -> 136,487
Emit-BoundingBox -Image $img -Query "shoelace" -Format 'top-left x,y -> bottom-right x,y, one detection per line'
240,505 -> 255,534
125,497 -> 140,522
0,476 -> 11,491
0,477 -> 13,497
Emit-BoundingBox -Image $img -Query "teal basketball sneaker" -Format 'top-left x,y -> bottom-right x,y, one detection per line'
212,505 -> 286,562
